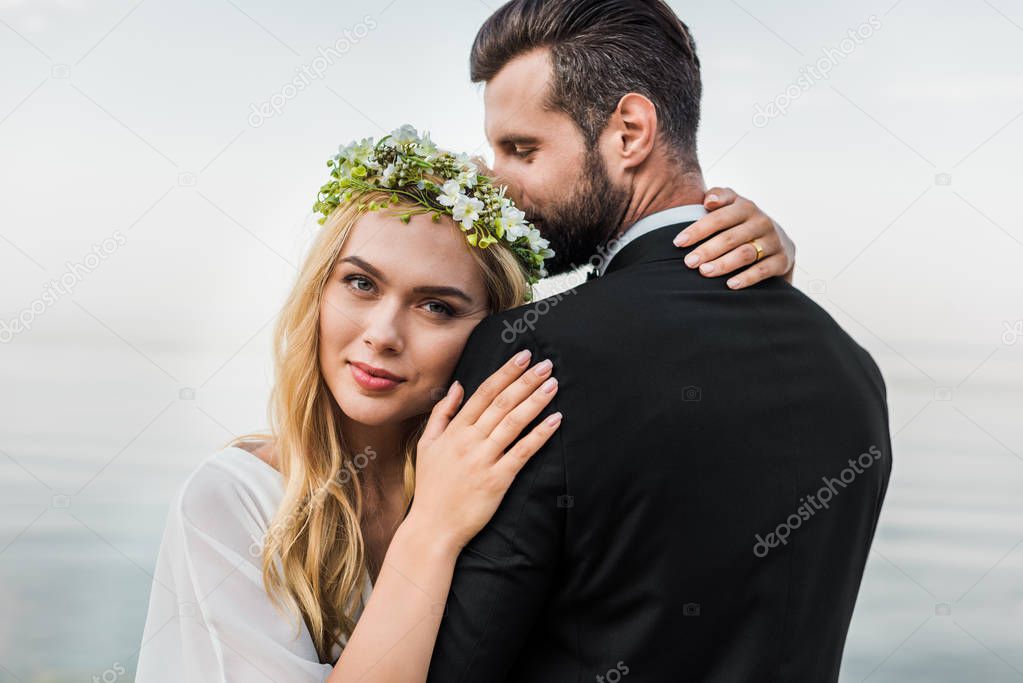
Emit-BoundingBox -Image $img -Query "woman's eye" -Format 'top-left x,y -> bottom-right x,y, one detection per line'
515,148 -> 534,159
344,275 -> 374,293
423,301 -> 454,316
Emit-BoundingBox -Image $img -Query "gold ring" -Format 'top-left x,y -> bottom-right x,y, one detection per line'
750,239 -> 764,263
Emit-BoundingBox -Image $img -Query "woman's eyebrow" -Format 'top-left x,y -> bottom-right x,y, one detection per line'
338,256 -> 386,281
412,285 -> 473,304
339,256 -> 474,304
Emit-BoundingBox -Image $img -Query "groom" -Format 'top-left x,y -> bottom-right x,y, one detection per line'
427,1 -> 891,681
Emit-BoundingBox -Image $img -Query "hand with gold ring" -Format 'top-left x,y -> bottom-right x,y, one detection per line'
749,239 -> 764,263
672,187 -> 796,289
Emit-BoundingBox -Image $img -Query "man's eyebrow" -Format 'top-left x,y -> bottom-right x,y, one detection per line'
338,257 -> 474,304
495,133 -> 541,146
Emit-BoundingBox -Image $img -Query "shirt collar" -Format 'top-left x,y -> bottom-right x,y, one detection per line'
596,204 -> 708,276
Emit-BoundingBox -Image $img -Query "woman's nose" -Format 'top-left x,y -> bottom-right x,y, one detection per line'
362,304 -> 404,354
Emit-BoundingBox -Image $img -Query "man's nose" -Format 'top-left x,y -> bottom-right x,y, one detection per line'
489,155 -> 510,184
492,163 -> 523,204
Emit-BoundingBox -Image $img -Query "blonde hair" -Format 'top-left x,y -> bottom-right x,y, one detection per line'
231,189 -> 529,662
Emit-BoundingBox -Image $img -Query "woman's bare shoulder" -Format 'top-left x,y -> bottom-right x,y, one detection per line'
171,440 -> 283,538
232,438 -> 281,472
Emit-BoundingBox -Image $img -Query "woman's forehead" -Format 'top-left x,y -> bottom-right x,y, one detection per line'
340,210 -> 484,292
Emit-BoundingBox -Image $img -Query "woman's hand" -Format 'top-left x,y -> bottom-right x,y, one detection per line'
409,349 -> 562,553
331,351 -> 559,682
673,187 -> 796,289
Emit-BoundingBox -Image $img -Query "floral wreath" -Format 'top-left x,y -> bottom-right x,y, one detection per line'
314,124 -> 555,293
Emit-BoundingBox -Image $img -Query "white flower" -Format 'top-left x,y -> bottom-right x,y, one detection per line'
457,169 -> 478,188
339,137 -> 374,166
418,133 -> 439,159
496,200 -> 529,239
525,227 -> 550,253
501,199 -> 524,218
436,180 -> 462,207
452,194 -> 484,231
320,129 -> 553,285
453,152 -> 478,174
507,223 -> 531,240
390,124 -> 419,145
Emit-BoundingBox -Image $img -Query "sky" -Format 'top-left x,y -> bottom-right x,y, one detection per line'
1,1 -> 1022,680
1,0 -> 1020,366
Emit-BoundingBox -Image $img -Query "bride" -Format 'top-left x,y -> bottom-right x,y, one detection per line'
135,126 -> 795,681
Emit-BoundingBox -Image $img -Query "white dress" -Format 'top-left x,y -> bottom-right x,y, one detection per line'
136,446 -> 373,682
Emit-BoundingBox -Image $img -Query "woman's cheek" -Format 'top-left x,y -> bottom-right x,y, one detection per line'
319,290 -> 359,350
434,327 -> 478,382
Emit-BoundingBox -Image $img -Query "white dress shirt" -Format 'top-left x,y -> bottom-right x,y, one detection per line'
596,203 -> 707,276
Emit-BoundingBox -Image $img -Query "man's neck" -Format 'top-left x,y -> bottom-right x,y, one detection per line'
617,169 -> 706,239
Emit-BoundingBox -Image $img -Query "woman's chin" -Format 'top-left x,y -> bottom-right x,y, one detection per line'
336,385 -> 430,427
331,374 -> 434,428
337,396 -> 403,427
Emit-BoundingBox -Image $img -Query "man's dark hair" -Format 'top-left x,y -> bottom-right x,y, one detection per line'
470,0 -> 702,167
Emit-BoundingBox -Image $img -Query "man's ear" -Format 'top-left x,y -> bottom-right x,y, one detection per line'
613,93 -> 658,170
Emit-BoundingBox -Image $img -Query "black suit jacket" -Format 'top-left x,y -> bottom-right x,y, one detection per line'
426,222 -> 892,682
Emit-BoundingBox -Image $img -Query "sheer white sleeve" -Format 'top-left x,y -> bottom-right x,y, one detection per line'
136,449 -> 334,682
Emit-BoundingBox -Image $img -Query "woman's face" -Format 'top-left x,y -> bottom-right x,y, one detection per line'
318,209 -> 491,427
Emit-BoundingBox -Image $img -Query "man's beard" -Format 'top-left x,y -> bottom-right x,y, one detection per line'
527,147 -> 629,277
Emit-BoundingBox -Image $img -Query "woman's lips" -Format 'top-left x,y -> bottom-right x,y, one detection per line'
348,362 -> 405,392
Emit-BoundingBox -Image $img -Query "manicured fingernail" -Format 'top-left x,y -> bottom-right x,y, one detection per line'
700,263 -> 716,275
447,381 -> 459,396
727,278 -> 740,289
545,412 -> 563,426
513,349 -> 532,367
534,359 -> 553,375
541,377 -> 558,393
706,194 -> 720,204
673,232 -> 690,247
684,253 -> 701,267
